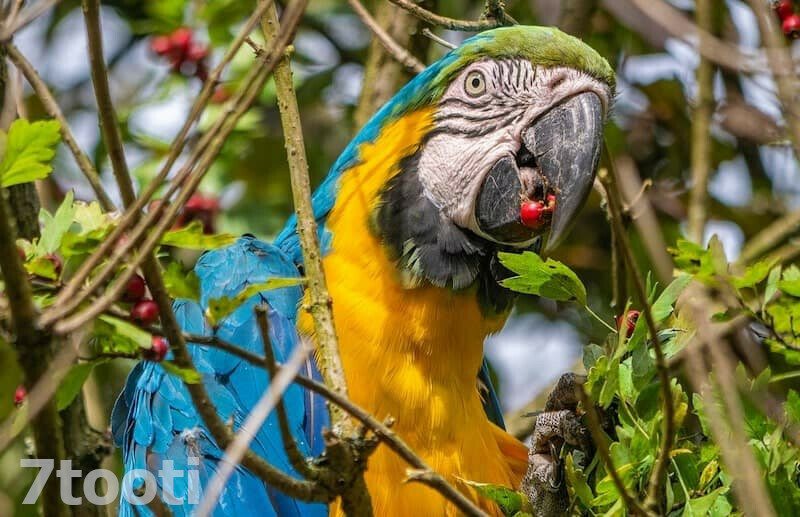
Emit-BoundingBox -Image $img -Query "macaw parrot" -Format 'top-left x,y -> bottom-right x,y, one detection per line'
112,25 -> 614,516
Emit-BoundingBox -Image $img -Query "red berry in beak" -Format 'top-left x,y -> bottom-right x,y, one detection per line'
520,200 -> 547,229
144,336 -> 168,362
130,299 -> 159,326
783,13 -> 800,37
14,385 -> 26,406
124,274 -> 147,302
169,27 -> 193,54
617,310 -> 640,338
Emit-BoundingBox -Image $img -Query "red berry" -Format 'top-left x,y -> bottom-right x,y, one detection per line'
14,385 -> 26,406
776,0 -> 795,19
520,200 -> 547,228
124,274 -> 147,302
144,336 -> 168,362
617,310 -> 640,338
783,13 -> 800,37
149,35 -> 172,56
186,43 -> 209,62
45,253 -> 62,276
169,27 -> 193,54
546,193 -> 556,208
130,299 -> 159,326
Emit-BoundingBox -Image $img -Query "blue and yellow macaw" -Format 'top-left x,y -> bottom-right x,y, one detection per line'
112,25 -> 614,516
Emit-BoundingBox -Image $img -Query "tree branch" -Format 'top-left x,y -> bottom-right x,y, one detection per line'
347,0 -> 424,73
260,2 -> 353,433
686,0 -> 715,244
388,0 -> 507,31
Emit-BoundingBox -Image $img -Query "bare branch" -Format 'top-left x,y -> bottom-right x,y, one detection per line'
260,2 -> 354,432
687,0 -> 715,244
347,0 -> 425,73
389,0 -> 507,31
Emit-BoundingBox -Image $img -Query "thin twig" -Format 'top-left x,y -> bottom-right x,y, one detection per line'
4,43 -> 115,211
0,0 -> 63,41
739,208 -> 800,264
598,164 -> 675,510
577,388 -> 649,516
255,305 -> 314,478
389,0 -> 507,31
347,0 -> 425,73
421,28 -> 456,50
686,0 -> 714,244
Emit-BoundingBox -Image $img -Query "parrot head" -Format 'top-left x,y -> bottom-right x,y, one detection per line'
363,26 -> 615,293
285,26 -> 615,299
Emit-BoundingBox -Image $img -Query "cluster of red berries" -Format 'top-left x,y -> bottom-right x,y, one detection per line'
122,274 -> 167,361
150,27 -> 210,82
775,1 -> 800,38
520,194 -> 556,229
617,310 -> 641,338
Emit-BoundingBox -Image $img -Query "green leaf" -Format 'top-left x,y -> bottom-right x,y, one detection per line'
38,191 -> 77,254
163,262 -> 201,301
206,278 -> 304,326
0,119 -> 61,187
583,343 -> 604,371
565,453 -> 594,508
55,360 -> 107,411
460,480 -> 524,516
92,314 -> 150,355
765,265 -> 782,304
161,221 -> 236,250
498,251 -> 586,304
778,265 -> 800,297
682,487 -> 726,517
652,273 -> 691,323
161,361 -> 202,384
732,260 -> 774,289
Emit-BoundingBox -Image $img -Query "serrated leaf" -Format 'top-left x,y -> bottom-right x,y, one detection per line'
583,343 -> 604,371
205,278 -> 304,326
92,314 -> 150,355
565,453 -> 594,508
498,251 -> 586,304
460,480 -> 523,516
161,361 -> 202,384
732,260 -> 773,289
163,262 -> 200,301
38,191 -> 76,254
682,487 -> 725,517
25,255 -> 59,279
161,221 -> 236,250
0,119 -> 60,187
55,360 -> 107,411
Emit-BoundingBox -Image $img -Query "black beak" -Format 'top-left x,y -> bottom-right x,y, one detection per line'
474,92 -> 604,250
523,92 -> 604,251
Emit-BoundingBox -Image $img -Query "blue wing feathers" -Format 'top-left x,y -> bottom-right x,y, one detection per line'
111,236 -> 328,516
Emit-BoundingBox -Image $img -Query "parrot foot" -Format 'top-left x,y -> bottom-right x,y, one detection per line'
521,373 -> 591,517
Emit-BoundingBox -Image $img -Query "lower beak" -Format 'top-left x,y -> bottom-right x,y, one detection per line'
475,92 -> 604,250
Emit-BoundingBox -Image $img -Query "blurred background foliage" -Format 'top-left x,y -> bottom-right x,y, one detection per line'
1,0 -> 799,514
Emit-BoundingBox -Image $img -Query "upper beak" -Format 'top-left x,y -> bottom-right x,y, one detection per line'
474,92 -> 604,250
523,92 -> 604,251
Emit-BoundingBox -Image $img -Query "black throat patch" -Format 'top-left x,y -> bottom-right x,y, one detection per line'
370,150 -> 522,315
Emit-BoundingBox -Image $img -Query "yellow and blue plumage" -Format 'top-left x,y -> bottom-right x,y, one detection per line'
112,25 -> 614,516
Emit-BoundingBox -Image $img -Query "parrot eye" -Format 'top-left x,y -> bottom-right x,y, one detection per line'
464,71 -> 486,97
